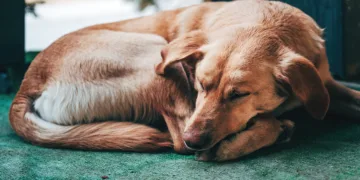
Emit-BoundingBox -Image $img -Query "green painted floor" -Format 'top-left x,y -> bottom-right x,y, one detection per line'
1,94 -> 360,180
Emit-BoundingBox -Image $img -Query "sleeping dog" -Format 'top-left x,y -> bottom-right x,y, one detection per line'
10,0 -> 360,161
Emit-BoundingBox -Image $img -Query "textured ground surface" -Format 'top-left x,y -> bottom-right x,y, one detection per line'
1,94 -> 360,180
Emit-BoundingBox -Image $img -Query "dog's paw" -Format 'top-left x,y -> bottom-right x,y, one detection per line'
195,140 -> 244,162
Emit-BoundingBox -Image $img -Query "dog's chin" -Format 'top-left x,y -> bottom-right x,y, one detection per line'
186,146 -> 211,152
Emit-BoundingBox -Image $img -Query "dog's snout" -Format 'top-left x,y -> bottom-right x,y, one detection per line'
183,131 -> 211,150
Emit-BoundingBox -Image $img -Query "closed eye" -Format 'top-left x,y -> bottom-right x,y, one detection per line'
228,90 -> 250,101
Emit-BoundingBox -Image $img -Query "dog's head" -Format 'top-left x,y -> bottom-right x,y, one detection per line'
155,27 -> 329,150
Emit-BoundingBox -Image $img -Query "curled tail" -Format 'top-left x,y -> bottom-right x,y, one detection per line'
9,93 -> 172,151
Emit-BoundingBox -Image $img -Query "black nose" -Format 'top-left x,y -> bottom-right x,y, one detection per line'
183,132 -> 211,150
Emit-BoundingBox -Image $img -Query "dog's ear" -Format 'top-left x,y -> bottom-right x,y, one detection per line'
155,30 -> 206,75
275,52 -> 329,120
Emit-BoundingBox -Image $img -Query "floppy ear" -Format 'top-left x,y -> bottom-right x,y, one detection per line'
276,52 -> 330,120
155,30 -> 206,75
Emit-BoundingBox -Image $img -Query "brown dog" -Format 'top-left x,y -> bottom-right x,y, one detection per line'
10,0 -> 360,161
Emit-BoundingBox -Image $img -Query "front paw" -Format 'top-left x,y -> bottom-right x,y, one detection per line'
195,140 -> 243,162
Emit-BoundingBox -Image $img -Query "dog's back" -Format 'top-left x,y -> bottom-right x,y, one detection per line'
33,30 -> 167,125
9,31 -> 172,151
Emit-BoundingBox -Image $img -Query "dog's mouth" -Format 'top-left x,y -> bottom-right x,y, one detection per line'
183,131 -> 243,152
183,136 -> 224,151
183,141 -> 214,151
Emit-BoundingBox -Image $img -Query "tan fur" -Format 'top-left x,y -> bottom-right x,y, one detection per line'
9,0 -> 360,161
196,117 -> 295,161
10,31 -> 183,151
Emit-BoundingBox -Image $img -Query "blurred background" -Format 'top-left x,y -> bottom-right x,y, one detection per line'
0,0 -> 359,94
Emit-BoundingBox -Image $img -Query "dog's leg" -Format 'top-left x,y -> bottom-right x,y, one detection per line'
162,114 -> 192,154
195,117 -> 294,161
325,79 -> 360,120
